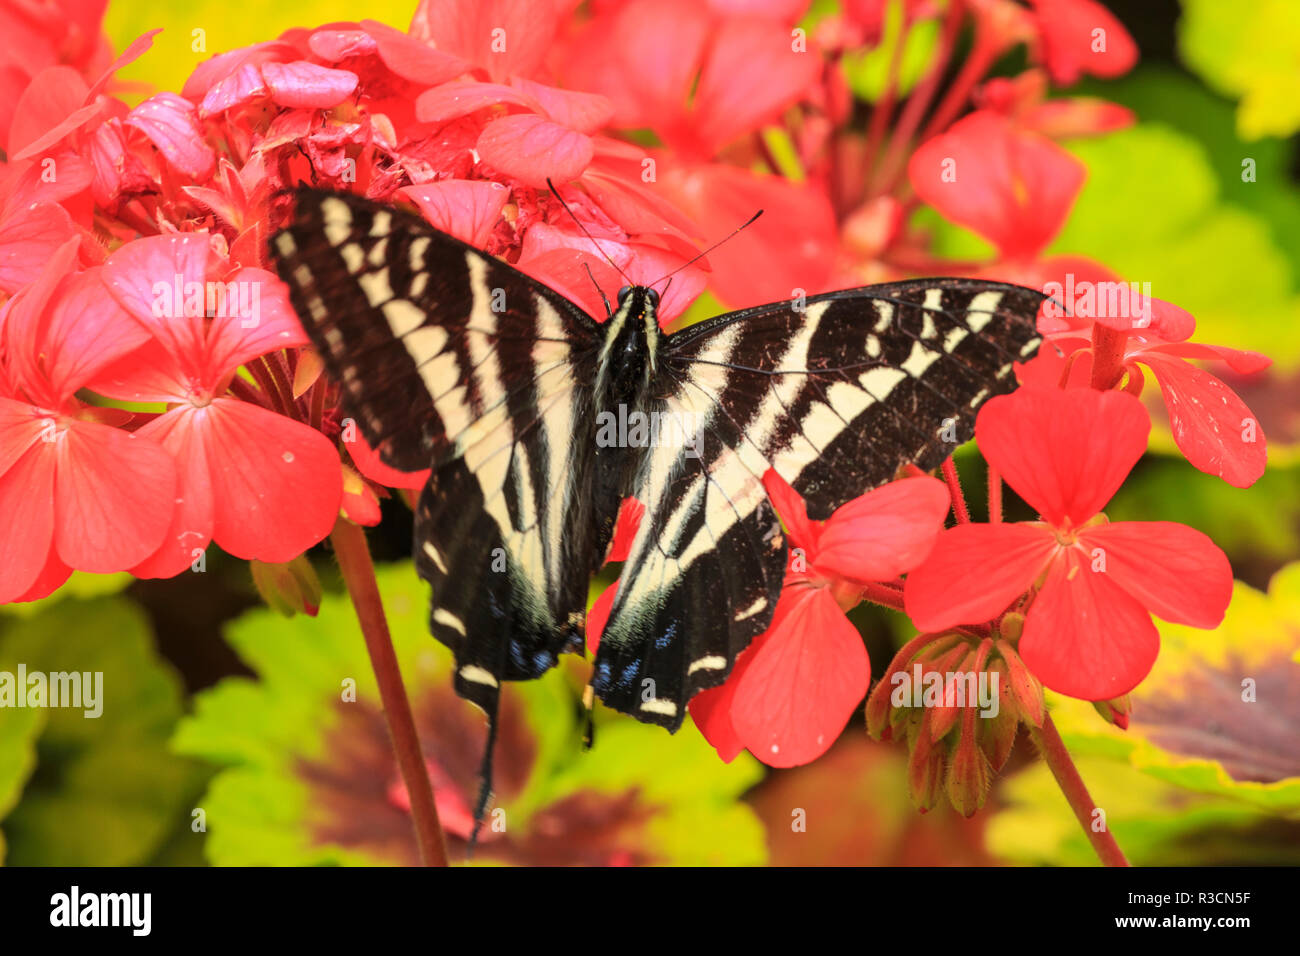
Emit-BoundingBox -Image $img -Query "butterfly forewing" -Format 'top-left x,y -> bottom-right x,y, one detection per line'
662,279 -> 1045,518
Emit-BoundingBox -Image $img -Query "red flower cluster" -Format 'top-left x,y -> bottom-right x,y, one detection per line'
0,1 -> 734,601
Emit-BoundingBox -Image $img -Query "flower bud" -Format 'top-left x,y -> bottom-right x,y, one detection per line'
251,554 -> 321,617
1092,693 -> 1131,729
946,710 -> 991,817
995,638 -> 1044,727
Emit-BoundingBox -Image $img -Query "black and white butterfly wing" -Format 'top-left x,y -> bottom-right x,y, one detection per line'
594,279 -> 1045,729
272,190 -> 609,716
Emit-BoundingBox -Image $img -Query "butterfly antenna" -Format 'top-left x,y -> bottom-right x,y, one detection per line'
649,209 -> 764,291
584,262 -> 612,318
546,178 -> 633,287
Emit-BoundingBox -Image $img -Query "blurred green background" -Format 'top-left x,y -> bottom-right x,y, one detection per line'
1,0 -> 1297,866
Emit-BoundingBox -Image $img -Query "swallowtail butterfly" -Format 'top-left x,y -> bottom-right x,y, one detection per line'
271,189 -> 1044,804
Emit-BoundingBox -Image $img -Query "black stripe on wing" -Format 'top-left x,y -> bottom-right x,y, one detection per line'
664,278 -> 1045,519
593,421 -> 787,731
269,188 -> 600,472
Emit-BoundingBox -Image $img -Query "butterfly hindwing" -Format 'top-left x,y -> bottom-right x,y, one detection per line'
594,424 -> 787,730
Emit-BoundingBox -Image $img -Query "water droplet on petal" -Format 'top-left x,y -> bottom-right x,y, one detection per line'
282,451 -> 295,463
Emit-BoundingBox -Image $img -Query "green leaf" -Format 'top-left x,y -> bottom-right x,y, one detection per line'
0,596 -> 202,865
0,572 -> 133,619
175,561 -> 768,865
841,2 -> 939,103
1178,0 -> 1300,139
1050,123 -> 1300,366
1047,565 -> 1300,813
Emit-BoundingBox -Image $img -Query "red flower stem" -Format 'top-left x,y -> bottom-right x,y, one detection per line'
863,18 -> 909,173
915,34 -> 996,145
330,517 -> 449,867
988,465 -> 1002,524
263,353 -> 300,418
228,376 -> 270,408
246,360 -> 290,417
309,378 -> 327,432
860,580 -> 906,612
1089,325 -> 1129,390
870,0 -> 964,195
940,457 -> 971,523
1028,714 -> 1130,867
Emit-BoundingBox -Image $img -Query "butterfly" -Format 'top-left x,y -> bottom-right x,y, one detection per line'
271,188 -> 1044,808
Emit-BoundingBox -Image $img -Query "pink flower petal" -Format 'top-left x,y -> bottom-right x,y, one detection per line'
657,162 -> 837,308
1028,0 -> 1139,86
125,92 -> 216,181
203,399 -> 342,562
103,233 -> 216,361
1020,546 -> 1158,701
975,386 -> 1150,526
308,28 -> 379,62
400,179 -> 509,247
414,81 -> 537,124
689,681 -> 747,763
200,266 -> 310,379
1138,352 -> 1268,488
349,432 -> 430,491
40,267 -> 152,398
261,61 -> 359,110
359,18 -> 469,85
0,405 -> 55,602
410,0 -> 556,81
813,476 -> 951,584
1141,341 -> 1271,375
730,585 -> 871,767
476,114 -> 594,187
693,16 -> 822,157
904,522 -> 1056,633
199,63 -> 268,116
130,406 -> 215,578
1080,520 -> 1232,628
0,199 -> 77,295
510,77 -> 613,134
908,111 -> 1085,260
53,419 -> 177,572
8,65 -> 94,159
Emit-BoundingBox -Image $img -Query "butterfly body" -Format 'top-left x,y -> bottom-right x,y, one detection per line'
271,189 -> 1046,739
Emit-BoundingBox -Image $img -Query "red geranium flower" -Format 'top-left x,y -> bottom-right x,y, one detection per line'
1023,293 -> 1271,488
689,472 -> 951,768
89,234 -> 343,576
1026,0 -> 1139,87
0,239 -> 176,602
905,386 -> 1233,701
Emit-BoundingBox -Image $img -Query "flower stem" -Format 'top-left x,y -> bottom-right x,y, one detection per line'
330,517 -> 449,867
1089,325 -> 1129,390
1028,714 -> 1130,867
941,457 -> 971,523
